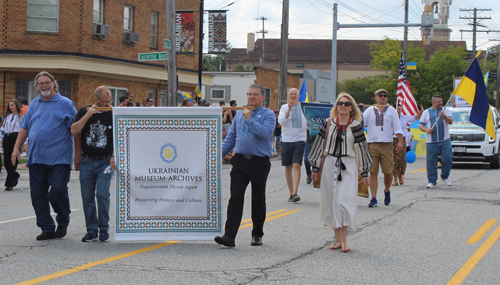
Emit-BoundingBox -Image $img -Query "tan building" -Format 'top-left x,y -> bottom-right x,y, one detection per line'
226,37 -> 467,82
0,0 -> 212,110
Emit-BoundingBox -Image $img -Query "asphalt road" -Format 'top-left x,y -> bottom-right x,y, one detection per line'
0,157 -> 499,285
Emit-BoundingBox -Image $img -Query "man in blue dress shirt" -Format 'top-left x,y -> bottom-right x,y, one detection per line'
215,84 -> 276,247
12,71 -> 77,241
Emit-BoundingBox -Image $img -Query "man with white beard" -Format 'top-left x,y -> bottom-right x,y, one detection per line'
11,71 -> 77,241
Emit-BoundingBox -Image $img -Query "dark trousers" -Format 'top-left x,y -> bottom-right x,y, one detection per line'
3,133 -> 20,187
224,154 -> 271,239
29,164 -> 71,232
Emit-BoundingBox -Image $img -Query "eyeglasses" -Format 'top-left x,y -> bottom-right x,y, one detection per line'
97,97 -> 112,104
377,94 -> 388,98
337,101 -> 352,107
38,81 -> 52,86
247,93 -> 261,97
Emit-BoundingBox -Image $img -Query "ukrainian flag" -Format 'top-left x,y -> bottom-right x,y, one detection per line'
299,80 -> 309,103
453,57 -> 495,140
195,82 -> 202,98
178,89 -> 192,99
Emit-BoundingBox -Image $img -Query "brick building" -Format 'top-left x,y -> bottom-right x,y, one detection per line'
0,0 -> 212,111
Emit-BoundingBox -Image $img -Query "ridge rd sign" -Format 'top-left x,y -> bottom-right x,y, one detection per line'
138,52 -> 168,61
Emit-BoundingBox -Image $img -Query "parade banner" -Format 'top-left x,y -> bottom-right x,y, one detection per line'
113,107 -> 223,241
208,10 -> 227,54
176,11 -> 195,53
301,102 -> 333,143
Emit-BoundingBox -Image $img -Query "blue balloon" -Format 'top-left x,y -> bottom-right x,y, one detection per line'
406,150 -> 416,163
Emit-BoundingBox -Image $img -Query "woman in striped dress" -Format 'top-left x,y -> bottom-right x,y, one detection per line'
309,93 -> 372,252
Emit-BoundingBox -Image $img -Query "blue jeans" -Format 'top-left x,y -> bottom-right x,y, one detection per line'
80,157 -> 113,234
304,142 -> 312,176
426,139 -> 453,185
29,164 -> 71,233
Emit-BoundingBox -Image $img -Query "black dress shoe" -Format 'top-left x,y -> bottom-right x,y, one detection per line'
5,186 -> 13,191
214,235 -> 235,247
251,236 -> 263,246
36,232 -> 55,240
54,225 -> 67,239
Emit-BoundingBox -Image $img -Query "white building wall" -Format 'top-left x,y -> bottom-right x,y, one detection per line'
202,72 -> 256,106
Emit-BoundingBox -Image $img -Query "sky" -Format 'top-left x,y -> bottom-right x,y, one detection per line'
202,0 -> 500,54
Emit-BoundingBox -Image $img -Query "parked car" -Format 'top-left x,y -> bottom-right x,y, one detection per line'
448,106 -> 500,169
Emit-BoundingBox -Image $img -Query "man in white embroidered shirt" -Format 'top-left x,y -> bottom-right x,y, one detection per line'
363,89 -> 404,207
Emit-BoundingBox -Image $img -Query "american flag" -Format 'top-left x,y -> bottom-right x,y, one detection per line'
396,52 -> 418,116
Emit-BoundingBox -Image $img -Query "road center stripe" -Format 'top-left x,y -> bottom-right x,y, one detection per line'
466,219 -> 496,244
447,225 -> 500,285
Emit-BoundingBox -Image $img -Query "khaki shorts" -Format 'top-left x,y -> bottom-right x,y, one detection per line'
368,142 -> 394,173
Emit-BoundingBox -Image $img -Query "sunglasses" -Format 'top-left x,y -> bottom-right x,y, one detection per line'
337,101 -> 352,107
377,94 -> 388,97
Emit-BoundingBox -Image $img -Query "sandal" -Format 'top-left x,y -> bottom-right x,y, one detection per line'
329,241 -> 341,250
392,179 -> 398,186
341,241 -> 350,252
399,177 -> 404,185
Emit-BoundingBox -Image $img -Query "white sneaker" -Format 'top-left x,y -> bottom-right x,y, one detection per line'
20,152 -> 27,157
441,178 -> 451,186
426,183 -> 436,188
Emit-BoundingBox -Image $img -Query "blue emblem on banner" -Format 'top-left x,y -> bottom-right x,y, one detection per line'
160,143 -> 177,163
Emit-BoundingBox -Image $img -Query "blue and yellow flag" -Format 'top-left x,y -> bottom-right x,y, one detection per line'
299,80 -> 309,103
178,89 -> 192,99
195,82 -> 202,98
453,58 -> 495,139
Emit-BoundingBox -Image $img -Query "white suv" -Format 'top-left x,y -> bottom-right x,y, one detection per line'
448,106 -> 500,169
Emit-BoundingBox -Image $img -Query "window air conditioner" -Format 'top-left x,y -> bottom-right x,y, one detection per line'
92,23 -> 110,37
123,32 -> 140,43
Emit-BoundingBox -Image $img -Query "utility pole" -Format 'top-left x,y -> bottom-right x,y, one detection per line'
497,48 -> 500,110
403,0 -> 409,64
198,0 -> 204,93
166,0 -> 177,106
256,16 -> 268,67
279,0 -> 289,105
459,8 -> 491,55
331,3 -> 338,104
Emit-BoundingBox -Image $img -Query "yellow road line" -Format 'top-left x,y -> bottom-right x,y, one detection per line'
420,169 -> 427,173
447,225 -> 500,285
239,209 -> 302,229
466,219 -> 497,244
411,167 -> 426,173
228,209 -> 288,229
15,241 -> 180,285
19,208 -> 300,284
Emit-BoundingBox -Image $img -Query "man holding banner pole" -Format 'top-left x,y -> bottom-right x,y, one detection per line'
215,84 -> 276,247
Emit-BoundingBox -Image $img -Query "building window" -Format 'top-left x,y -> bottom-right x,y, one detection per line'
124,6 -> 133,31
15,79 -> 30,102
148,89 -> 156,104
150,13 -> 158,48
263,87 -> 271,108
93,0 -> 103,24
58,81 -> 73,100
27,0 -> 59,32
108,87 -> 128,106
211,89 -> 224,99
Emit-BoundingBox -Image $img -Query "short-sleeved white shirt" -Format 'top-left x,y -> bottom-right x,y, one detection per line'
419,108 -> 452,143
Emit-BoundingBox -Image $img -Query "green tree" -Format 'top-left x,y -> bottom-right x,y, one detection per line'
232,63 -> 253,72
341,74 -> 392,105
202,42 -> 232,71
480,44 -> 500,104
369,37 -> 469,107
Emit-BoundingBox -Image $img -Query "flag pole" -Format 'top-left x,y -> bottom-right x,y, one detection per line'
430,95 -> 454,129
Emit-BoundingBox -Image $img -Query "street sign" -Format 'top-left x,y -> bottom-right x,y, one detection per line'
164,39 -> 171,49
138,52 -> 167,61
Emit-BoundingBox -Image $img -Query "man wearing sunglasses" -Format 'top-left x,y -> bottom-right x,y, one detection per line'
363,89 -> 404,208
71,86 -> 116,242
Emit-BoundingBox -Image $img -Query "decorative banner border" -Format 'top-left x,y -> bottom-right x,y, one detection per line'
113,110 -> 222,241
208,10 -> 227,54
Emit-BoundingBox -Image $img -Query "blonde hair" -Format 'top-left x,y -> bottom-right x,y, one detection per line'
329,93 -> 362,122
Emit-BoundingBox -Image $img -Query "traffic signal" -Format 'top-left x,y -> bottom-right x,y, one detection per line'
421,5 -> 434,45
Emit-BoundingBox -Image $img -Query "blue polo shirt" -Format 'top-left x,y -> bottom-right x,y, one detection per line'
20,93 -> 77,166
222,106 -> 276,157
